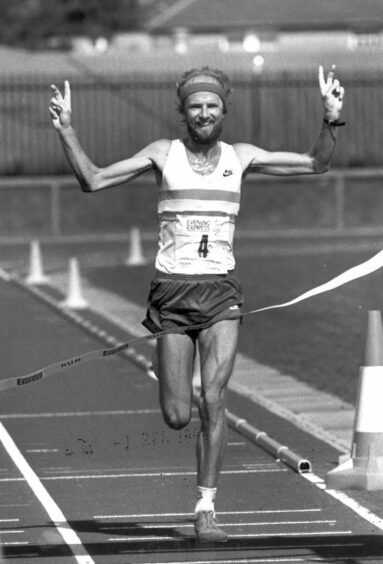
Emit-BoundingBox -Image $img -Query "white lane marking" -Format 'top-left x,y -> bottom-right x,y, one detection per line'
0,422 -> 95,564
246,508 -> 322,514
0,541 -> 29,546
117,558 -> 296,564
0,530 -> 24,534
26,468 -> 285,481
26,449 -> 59,453
94,508 -> 323,519
303,471 -> 383,532
0,466 -> 285,483
0,519 -> 19,522
0,504 -> 29,508
243,463 -> 277,467
42,467 -> 72,472
120,559 -> 305,563
227,442 -> 245,446
108,530 -> 353,541
0,409 -> 163,419
100,519 -> 336,530
43,467 -> 181,474
128,550 -> 364,564
109,535 -> 181,541
229,531 -> 353,537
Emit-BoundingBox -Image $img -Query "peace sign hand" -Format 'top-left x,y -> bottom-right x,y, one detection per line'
318,65 -> 344,122
49,80 -> 72,130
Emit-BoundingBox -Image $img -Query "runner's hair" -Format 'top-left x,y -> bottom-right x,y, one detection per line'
176,66 -> 232,113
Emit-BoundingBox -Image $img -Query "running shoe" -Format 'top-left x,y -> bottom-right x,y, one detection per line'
194,510 -> 228,542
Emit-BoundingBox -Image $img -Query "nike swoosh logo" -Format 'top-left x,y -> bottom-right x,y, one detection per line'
223,170 -> 233,177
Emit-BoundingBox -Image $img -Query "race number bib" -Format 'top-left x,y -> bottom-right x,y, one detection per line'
174,215 -> 235,273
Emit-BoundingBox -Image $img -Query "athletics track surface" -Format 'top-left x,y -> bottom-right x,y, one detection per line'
0,242 -> 383,562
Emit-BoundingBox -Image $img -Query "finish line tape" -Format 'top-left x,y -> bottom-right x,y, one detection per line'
246,249 -> 383,315
1,249 -> 383,392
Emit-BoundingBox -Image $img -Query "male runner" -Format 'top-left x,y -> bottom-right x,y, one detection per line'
49,66 -> 344,542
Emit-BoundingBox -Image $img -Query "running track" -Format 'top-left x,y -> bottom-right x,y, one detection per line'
0,245 -> 383,562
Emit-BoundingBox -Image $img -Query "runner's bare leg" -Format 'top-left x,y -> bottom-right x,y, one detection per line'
196,319 -> 240,487
156,333 -> 196,429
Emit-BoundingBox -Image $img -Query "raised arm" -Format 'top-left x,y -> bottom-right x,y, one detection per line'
49,81 -> 169,191
234,65 -> 345,176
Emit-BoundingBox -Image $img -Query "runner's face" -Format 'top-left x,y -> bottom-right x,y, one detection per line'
183,92 -> 225,144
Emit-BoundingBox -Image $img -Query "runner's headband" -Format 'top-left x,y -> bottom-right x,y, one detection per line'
177,81 -> 227,105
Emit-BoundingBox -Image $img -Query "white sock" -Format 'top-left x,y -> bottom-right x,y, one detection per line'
194,486 -> 217,515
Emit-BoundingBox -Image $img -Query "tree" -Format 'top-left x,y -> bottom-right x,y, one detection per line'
0,0 -> 145,49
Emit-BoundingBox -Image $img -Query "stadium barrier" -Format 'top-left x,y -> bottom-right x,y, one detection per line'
1,167 -> 383,240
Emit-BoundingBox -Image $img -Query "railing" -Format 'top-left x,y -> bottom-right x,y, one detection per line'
1,168 -> 383,241
1,70 -> 383,176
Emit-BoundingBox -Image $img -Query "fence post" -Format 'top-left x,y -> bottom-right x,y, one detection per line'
334,173 -> 345,232
50,179 -> 61,237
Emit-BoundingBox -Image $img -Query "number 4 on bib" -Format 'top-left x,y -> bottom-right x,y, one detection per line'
198,235 -> 209,258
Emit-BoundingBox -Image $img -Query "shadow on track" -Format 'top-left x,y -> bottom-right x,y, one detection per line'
3,521 -> 383,562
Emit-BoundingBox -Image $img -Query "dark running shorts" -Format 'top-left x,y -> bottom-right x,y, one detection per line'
142,270 -> 243,334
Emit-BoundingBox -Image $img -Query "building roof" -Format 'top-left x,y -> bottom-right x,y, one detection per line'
147,0 -> 383,33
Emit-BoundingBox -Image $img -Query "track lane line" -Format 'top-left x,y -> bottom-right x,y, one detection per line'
303,471 -> 383,532
39,468 -> 287,480
100,519 -> 338,531
94,508 -> 323,519
0,409 -> 169,419
0,421 -> 94,564
108,530 -> 353,541
128,553 -> 362,564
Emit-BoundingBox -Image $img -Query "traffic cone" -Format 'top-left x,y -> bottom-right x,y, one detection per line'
26,240 -> 49,285
125,227 -> 147,265
60,258 -> 88,310
326,310 -> 383,490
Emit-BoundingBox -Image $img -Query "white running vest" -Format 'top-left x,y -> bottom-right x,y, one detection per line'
156,139 -> 242,275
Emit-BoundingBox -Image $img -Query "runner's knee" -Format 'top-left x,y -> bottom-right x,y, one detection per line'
161,401 -> 191,430
199,388 -> 226,423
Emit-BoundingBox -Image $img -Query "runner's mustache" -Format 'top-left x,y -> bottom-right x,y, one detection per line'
194,118 -> 215,124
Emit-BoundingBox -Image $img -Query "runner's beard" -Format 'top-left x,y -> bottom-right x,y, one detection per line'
187,121 -> 223,145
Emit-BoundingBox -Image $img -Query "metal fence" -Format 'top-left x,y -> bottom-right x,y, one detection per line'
0,70 -> 383,175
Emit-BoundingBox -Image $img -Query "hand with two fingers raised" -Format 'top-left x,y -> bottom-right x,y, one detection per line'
318,65 -> 345,123
49,80 -> 72,130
